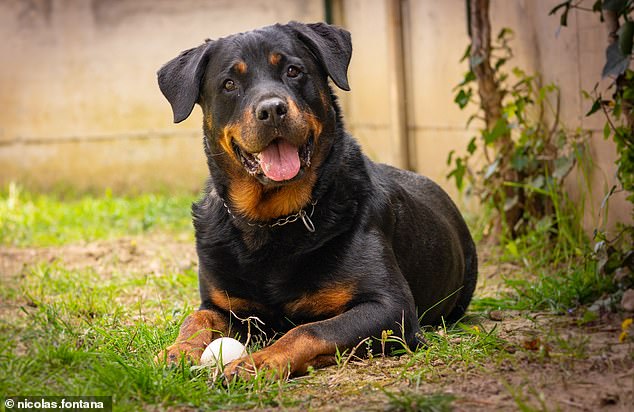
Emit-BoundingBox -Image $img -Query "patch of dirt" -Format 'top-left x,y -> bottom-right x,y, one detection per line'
0,234 -> 197,326
277,313 -> 633,412
1,237 -> 633,411
0,234 -> 197,280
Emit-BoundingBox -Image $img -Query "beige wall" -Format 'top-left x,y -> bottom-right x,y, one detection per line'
0,0 -> 630,228
0,0 -> 323,192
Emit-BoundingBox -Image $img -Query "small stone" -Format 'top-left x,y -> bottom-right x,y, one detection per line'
621,289 -> 634,312
503,344 -> 517,354
489,310 -> 504,321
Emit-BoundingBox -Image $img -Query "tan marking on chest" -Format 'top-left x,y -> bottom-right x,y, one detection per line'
210,289 -> 266,315
284,284 -> 355,318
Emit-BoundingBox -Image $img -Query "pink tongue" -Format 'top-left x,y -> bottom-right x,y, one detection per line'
258,140 -> 301,181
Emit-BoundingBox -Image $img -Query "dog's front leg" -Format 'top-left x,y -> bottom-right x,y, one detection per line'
156,308 -> 230,364
223,300 -> 417,379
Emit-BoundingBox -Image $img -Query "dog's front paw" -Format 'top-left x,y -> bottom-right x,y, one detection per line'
155,343 -> 204,365
223,349 -> 291,381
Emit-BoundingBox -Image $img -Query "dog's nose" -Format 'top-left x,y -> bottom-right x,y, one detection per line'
255,97 -> 288,126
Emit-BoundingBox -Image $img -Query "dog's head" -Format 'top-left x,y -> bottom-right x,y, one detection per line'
158,22 -> 352,221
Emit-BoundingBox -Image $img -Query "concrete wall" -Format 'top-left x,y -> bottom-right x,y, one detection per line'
0,0 -> 630,228
0,0 -> 323,192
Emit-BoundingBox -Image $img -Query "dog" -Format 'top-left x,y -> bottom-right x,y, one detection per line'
156,21 -> 477,379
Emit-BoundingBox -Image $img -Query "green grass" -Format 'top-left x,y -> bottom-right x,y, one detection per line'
0,186 -> 300,410
465,186 -> 616,314
400,321 -> 509,381
0,259 -> 295,410
0,183 -> 195,246
471,230 -> 615,315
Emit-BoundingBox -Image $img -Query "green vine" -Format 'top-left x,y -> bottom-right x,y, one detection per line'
552,0 -> 634,207
450,28 -> 589,240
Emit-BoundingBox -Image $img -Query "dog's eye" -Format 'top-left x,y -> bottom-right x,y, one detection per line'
286,65 -> 301,78
223,79 -> 237,91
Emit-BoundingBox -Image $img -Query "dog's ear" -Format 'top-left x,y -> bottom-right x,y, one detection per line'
287,22 -> 352,91
157,42 -> 213,123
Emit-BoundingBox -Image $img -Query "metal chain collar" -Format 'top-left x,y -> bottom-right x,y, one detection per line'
222,199 -> 317,232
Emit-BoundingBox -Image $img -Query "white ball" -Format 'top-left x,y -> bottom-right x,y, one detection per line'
200,337 -> 247,367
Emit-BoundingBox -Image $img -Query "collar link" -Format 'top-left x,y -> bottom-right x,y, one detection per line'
222,200 -> 317,232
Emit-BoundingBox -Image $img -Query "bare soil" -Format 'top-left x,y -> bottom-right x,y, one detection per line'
1,236 -> 633,411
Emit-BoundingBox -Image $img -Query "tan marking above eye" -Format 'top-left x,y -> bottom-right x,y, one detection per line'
234,61 -> 248,74
269,53 -> 282,66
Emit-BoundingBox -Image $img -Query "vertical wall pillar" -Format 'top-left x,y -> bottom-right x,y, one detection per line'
385,0 -> 411,170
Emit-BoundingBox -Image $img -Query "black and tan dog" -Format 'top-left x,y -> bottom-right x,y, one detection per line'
156,22 -> 477,379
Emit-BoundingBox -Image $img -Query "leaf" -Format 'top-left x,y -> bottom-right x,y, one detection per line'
553,155 -> 575,179
447,158 -> 466,191
522,337 -> 542,351
560,6 -> 570,27
497,27 -> 513,40
456,70 -> 476,88
483,118 -> 509,145
454,89 -> 472,109
529,175 -> 545,189
623,86 -> 634,101
467,137 -> 477,155
619,21 -> 634,56
586,98 -> 602,116
604,122 -> 612,140
494,58 -> 507,71
602,42 -> 631,78
459,44 -> 472,63
446,150 -> 455,166
511,153 -> 529,171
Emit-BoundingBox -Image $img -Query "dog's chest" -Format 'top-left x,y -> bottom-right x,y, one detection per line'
208,254 -> 352,325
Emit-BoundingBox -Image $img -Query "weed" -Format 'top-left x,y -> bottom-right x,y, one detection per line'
452,27 -> 589,238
